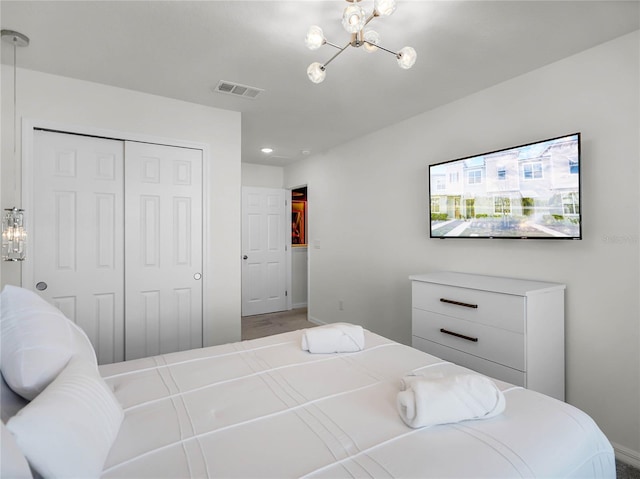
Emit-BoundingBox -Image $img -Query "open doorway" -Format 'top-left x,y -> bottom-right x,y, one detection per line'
290,186 -> 308,312
291,186 -> 307,246
291,186 -> 308,310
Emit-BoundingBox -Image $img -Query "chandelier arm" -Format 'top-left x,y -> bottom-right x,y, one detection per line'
364,12 -> 377,26
322,41 -> 352,69
365,41 -> 399,57
324,40 -> 343,50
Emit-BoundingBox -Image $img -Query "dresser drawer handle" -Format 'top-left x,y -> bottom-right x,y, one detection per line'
440,328 -> 478,342
440,298 -> 478,309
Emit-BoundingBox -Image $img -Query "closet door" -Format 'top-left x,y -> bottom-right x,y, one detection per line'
32,130 -> 125,364
124,141 -> 203,360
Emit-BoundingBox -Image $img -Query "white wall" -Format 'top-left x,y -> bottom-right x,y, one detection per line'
241,163 -> 284,188
291,246 -> 308,308
1,68 -> 242,345
285,31 -> 640,463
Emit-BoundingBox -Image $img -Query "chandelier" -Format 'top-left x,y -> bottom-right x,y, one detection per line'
305,0 -> 416,83
1,29 -> 30,262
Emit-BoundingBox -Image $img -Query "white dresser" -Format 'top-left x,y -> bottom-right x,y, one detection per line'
410,271 -> 565,400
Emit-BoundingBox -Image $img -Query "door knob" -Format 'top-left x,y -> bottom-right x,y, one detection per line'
193,273 -> 202,280
243,255 -> 248,260
36,281 -> 47,291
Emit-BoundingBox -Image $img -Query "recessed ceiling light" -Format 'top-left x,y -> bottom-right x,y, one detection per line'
261,147 -> 273,154
301,149 -> 311,156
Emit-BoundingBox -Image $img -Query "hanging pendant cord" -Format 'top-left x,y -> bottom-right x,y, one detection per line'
13,40 -> 18,199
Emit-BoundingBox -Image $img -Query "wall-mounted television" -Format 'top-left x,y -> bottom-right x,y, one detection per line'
429,133 -> 581,239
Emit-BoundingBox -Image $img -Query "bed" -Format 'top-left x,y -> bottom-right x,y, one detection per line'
1,285 -> 615,478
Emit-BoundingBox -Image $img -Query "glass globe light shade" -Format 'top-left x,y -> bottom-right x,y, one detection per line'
342,4 -> 367,33
397,46 -> 417,69
305,26 -> 325,50
307,62 -> 326,83
374,0 -> 397,17
363,30 -> 380,53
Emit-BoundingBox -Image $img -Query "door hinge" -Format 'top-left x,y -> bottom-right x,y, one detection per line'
285,245 -> 288,251
285,290 -> 288,296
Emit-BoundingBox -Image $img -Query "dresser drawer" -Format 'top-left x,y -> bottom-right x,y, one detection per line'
410,272 -> 565,400
412,309 -> 525,370
412,336 -> 526,387
412,281 -> 525,333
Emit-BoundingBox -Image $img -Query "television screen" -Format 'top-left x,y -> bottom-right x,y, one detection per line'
429,133 -> 581,239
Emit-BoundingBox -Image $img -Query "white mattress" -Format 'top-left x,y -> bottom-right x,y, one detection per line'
99,326 -> 615,478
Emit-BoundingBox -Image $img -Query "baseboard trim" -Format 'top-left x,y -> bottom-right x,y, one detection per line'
613,442 -> 640,468
308,315 -> 326,326
292,302 -> 308,309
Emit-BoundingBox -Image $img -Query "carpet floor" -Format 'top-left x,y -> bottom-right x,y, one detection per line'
618,460 -> 640,479
241,307 -> 313,340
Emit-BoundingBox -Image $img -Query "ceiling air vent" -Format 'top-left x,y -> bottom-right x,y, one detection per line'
214,80 -> 264,100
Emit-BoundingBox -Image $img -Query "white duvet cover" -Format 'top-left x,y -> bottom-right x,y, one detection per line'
99,326 -> 614,478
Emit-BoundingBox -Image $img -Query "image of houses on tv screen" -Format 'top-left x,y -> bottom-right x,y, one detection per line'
429,134 -> 581,238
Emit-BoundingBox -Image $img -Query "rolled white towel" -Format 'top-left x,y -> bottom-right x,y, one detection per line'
399,371 -> 444,391
301,324 -> 365,353
397,374 -> 505,429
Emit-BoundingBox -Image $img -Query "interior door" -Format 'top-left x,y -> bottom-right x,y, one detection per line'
241,187 -> 287,316
32,130 -> 125,364
124,141 -> 203,360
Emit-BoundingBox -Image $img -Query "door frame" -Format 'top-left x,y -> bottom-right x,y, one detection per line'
21,118 -> 212,341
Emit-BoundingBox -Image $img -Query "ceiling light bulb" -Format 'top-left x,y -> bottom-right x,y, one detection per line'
261,147 -> 273,154
397,46 -> 417,69
305,25 -> 325,50
363,30 -> 380,53
374,0 -> 397,16
307,62 -> 326,83
342,4 -> 366,33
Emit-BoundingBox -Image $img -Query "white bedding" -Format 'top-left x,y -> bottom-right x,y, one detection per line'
99,326 -> 615,478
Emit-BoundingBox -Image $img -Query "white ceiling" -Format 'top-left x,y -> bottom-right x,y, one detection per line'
1,1 -> 638,166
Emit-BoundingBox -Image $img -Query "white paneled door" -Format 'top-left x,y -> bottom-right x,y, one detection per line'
31,130 -> 203,363
124,141 -> 203,360
33,130 -> 125,364
241,187 -> 288,316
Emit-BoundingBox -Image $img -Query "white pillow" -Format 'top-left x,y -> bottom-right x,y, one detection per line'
0,285 -> 97,400
1,422 -> 32,479
1,373 -> 29,424
6,359 -> 123,478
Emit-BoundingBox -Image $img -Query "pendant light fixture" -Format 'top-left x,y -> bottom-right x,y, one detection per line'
305,0 -> 416,83
2,208 -> 26,261
1,29 -> 30,261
